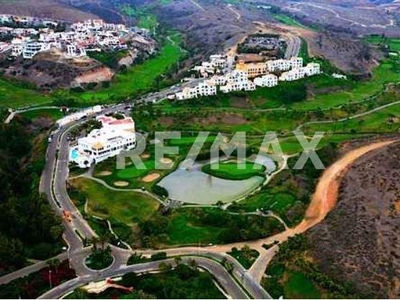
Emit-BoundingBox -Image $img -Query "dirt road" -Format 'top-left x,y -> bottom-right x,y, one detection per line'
204,139 -> 396,282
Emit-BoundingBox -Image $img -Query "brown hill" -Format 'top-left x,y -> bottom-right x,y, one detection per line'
307,140 -> 400,298
0,0 -> 99,22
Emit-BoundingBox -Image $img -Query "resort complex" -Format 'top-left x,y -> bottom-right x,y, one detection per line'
70,114 -> 136,168
175,55 -> 321,100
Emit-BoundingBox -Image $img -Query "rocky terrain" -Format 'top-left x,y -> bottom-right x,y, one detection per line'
307,139 -> 400,298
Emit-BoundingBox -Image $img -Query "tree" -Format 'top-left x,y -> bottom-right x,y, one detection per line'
47,258 -> 61,273
90,236 -> 99,251
159,262 -> 172,273
188,259 -> 198,270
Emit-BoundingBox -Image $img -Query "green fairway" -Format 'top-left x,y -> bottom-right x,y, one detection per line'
166,212 -> 225,245
116,160 -> 156,179
77,35 -> 182,104
364,36 -> 400,52
291,59 -> 400,111
284,271 -> 320,299
305,103 -> 400,134
19,108 -> 64,121
202,161 -> 266,180
0,78 -> 52,109
71,178 -> 159,225
272,13 -> 308,29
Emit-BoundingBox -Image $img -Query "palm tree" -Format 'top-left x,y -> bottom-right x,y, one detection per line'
90,236 -> 99,251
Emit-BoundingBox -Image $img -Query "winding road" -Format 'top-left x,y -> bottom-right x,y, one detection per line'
1,78 -> 398,298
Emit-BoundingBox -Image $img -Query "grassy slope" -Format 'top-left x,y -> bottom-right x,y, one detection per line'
70,178 -> 159,225
77,36 -> 182,103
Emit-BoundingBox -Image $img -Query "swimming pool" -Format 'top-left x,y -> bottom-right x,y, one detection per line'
70,149 -> 79,161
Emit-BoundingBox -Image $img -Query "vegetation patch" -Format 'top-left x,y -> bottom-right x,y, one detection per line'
85,246 -> 113,271
228,246 -> 259,269
202,160 -> 266,180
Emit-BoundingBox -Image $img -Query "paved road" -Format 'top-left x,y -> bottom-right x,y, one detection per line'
0,252 -> 68,285
285,33 -> 301,59
39,257 -> 248,299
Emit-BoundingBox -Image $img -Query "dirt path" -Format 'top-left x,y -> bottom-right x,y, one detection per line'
202,139 -> 397,281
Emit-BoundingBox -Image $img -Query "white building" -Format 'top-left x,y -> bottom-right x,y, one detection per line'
220,71 -> 255,93
22,42 -> 50,59
254,74 -> 279,87
70,115 -> 136,168
266,57 -> 303,72
279,68 -> 306,81
195,81 -> 217,97
303,63 -> 321,76
176,87 -> 198,100
176,81 -> 217,100
209,75 -> 227,86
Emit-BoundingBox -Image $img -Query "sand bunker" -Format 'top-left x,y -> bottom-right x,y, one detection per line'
141,153 -> 150,159
160,158 -> 173,164
142,173 -> 161,183
114,181 -> 129,187
97,171 -> 112,177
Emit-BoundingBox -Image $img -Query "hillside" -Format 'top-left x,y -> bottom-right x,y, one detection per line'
307,140 -> 400,298
0,0 -> 99,22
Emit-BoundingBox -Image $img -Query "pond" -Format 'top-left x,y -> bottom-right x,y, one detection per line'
157,156 -> 276,205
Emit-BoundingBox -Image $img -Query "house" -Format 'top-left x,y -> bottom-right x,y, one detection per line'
22,41 -> 50,59
70,115 -> 136,168
254,74 -> 279,87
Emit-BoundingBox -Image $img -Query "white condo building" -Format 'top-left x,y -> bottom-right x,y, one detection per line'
70,115 -> 136,168
267,57 -> 303,72
254,74 -> 279,87
220,70 -> 255,93
279,68 -> 306,81
176,81 -> 217,100
303,63 -> 321,76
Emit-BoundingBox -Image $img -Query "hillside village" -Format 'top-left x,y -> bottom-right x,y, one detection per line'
0,14 -> 153,59
0,14 -> 156,89
175,55 -> 321,100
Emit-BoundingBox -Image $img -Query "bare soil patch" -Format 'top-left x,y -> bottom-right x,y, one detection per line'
194,112 -> 248,126
114,181 -> 129,187
142,173 -> 161,183
97,171 -> 112,177
160,158 -> 173,165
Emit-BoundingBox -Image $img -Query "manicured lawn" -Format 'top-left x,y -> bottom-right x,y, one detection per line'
202,161 -> 266,180
166,212 -> 224,245
291,59 -> 400,111
70,178 -> 159,225
233,190 -> 296,214
117,160 -> 156,179
77,36 -> 182,103
19,108 -> 64,121
284,271 -> 321,299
